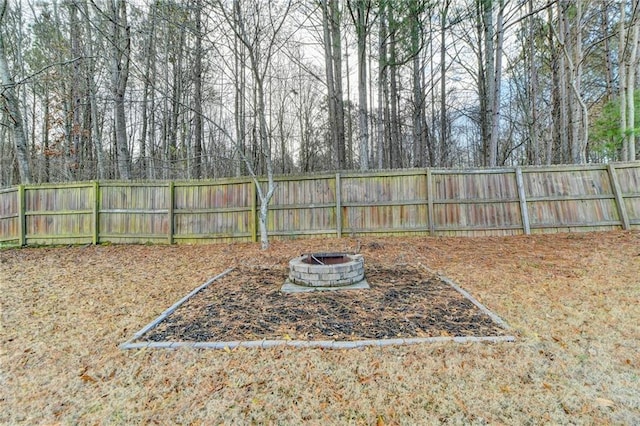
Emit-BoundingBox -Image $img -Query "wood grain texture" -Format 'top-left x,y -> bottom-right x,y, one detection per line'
0,162 -> 637,245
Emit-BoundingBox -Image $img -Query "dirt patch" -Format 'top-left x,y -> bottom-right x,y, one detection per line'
1,231 -> 639,424
138,265 -> 509,343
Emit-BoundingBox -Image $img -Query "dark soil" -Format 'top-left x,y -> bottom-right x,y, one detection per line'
138,264 -> 510,343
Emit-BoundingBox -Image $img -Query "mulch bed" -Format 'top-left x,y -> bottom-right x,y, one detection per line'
136,264 -> 510,343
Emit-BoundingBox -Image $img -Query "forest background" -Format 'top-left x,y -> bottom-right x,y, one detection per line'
1,0 -> 639,188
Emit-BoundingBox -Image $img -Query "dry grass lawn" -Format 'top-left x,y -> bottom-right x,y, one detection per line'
1,231 -> 639,424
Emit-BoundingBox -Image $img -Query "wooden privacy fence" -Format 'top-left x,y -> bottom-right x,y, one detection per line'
1,162 -> 639,246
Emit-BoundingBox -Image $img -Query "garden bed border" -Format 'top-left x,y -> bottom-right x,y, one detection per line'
120,267 -> 516,350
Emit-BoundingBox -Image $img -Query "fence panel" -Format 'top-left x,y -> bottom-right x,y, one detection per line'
341,171 -> 429,235
0,163 -> 637,246
173,180 -> 254,242
24,184 -> 94,245
613,164 -> 640,229
100,183 -> 170,244
266,175 -> 337,238
522,166 -> 621,232
431,170 -> 523,235
0,188 -> 19,244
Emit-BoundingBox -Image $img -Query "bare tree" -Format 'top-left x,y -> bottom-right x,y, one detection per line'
408,0 -> 428,168
216,0 -> 293,249
322,0 -> 346,169
388,5 -> 401,168
620,1 -> 640,161
82,0 -> 106,179
476,0 -> 505,166
3,0 -> 638,187
552,0 -> 588,164
232,0 -> 245,177
439,0 -> 452,167
347,0 -> 371,170
526,0 -> 541,165
107,0 -> 132,179
193,0 -> 204,178
376,0 -> 387,169
0,0 -> 32,183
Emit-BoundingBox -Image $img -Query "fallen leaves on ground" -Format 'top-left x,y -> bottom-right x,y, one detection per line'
1,231 -> 639,424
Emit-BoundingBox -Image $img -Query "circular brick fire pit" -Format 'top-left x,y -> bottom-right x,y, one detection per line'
282,253 -> 369,293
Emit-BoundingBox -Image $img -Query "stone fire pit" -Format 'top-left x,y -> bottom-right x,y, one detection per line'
281,252 -> 370,293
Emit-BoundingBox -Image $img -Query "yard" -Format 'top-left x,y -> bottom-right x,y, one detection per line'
1,231 -> 639,424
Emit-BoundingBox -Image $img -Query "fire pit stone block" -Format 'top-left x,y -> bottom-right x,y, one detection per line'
282,253 -> 369,293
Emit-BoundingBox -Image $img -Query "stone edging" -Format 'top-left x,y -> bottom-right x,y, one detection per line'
120,267 -> 516,351
120,335 -> 516,350
119,268 -> 235,348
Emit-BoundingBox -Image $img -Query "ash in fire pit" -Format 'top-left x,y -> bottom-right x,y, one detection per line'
281,252 -> 370,293
303,253 -> 350,265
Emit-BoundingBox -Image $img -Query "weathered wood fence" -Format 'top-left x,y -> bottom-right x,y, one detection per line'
1,163 -> 638,246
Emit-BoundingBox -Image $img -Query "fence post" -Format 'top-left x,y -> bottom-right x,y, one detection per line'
426,169 -> 435,236
92,181 -> 100,244
607,164 -> 630,230
168,181 -> 175,244
336,173 -> 342,238
515,167 -> 531,235
18,185 -> 26,246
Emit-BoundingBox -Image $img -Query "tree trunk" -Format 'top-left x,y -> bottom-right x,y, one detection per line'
527,0 -> 540,165
410,1 -> 424,168
440,0 -> 450,166
330,0 -> 346,169
602,0 -> 614,101
550,3 -> 569,163
388,7 -> 401,168
42,89 -> 50,182
83,0 -> 105,179
621,3 -> 629,161
69,1 -> 82,177
146,22 -> 157,181
627,20 -> 639,161
558,3 -> 569,162
109,0 -> 131,180
233,0 -> 246,177
160,17 -> 169,180
139,2 -> 158,180
490,0 -> 504,166
357,5 -> 369,167
368,28 -> 376,167
475,2 -> 487,165
251,53 -> 276,250
217,0 -> 291,249
377,1 -> 386,169
349,0 -> 370,170
193,0 -> 203,178
555,1 -> 587,164
621,2 -> 640,161
322,0 -> 339,168
169,25 -> 186,178
482,0 -> 495,166
344,40 -> 353,168
0,0 -> 32,183
569,0 -> 584,164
